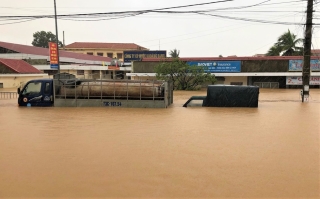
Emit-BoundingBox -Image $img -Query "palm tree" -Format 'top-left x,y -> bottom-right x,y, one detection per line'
169,49 -> 180,58
266,30 -> 303,56
266,45 -> 281,56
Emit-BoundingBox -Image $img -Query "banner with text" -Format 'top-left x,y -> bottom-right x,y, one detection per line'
289,60 -> 320,71
286,76 -> 320,85
187,61 -> 241,73
49,42 -> 59,69
124,50 -> 166,63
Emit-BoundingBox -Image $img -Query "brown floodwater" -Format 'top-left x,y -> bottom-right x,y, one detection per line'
0,89 -> 319,199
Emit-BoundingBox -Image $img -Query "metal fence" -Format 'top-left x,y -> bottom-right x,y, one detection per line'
0,92 -> 18,99
253,82 -> 279,89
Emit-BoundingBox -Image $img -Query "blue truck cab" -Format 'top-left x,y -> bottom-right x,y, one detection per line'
17,79 -> 54,107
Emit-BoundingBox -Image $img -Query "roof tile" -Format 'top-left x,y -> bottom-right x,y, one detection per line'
0,58 -> 42,73
65,42 -> 148,50
0,41 -> 112,62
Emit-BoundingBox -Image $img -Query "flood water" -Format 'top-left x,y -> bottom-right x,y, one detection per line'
0,89 -> 319,198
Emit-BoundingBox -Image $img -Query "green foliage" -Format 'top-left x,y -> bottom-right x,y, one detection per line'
169,48 -> 180,58
155,58 -> 216,90
266,29 -> 303,56
32,31 -> 63,48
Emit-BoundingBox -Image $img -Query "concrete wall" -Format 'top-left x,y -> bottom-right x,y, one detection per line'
0,74 -> 49,89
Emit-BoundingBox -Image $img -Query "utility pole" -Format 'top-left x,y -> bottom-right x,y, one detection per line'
302,0 -> 314,102
63,31 -> 65,50
54,0 -> 60,74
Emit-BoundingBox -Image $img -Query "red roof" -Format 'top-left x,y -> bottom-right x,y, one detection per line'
142,56 -> 319,62
65,42 -> 148,50
0,41 -> 112,62
0,58 -> 42,73
311,49 -> 320,54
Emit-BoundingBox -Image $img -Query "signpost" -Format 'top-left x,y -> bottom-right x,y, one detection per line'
49,42 -> 59,69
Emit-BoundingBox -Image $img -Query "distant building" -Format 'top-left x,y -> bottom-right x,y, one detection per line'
0,41 -> 133,88
63,42 -> 149,61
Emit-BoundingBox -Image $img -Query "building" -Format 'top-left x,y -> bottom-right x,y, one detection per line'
0,41 -> 134,82
0,58 -> 48,89
63,42 -> 149,61
129,56 -> 320,88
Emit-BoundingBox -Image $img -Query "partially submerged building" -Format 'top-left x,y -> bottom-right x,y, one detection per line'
129,56 -> 320,88
0,41 -> 134,86
0,58 -> 47,89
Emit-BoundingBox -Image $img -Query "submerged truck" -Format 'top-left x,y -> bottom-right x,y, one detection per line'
17,73 -> 173,108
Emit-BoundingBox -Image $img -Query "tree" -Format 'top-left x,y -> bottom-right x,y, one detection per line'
266,45 -> 281,56
169,48 -> 180,58
155,58 -> 216,90
32,31 -> 63,48
266,30 -> 303,56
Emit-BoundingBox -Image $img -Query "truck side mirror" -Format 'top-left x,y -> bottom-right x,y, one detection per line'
17,88 -> 21,94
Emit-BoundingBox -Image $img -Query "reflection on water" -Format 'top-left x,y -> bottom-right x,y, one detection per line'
0,89 -> 319,198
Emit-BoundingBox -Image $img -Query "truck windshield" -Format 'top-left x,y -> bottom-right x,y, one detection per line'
22,82 -> 42,95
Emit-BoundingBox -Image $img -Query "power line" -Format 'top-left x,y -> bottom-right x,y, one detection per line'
0,0 -> 234,19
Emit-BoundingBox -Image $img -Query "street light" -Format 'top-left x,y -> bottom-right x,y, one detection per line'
54,0 -> 60,74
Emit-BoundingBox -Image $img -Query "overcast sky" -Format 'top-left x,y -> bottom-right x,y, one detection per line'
1,0 -> 319,57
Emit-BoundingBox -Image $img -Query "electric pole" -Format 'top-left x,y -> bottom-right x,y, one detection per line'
54,0 -> 60,74
302,0 -> 314,102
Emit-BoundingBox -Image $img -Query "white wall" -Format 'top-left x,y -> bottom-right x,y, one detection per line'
0,74 -> 49,89
224,76 -> 248,85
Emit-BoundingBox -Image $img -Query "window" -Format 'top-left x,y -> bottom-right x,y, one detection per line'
230,82 -> 243,85
87,52 -> 93,55
97,52 -> 104,56
0,83 -> 3,88
107,53 -> 113,58
44,82 -> 51,94
117,53 -> 123,59
22,82 -> 42,95
216,77 -> 225,81
77,70 -> 84,75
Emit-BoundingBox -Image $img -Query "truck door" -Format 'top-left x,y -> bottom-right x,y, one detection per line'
42,81 -> 54,106
18,80 -> 53,107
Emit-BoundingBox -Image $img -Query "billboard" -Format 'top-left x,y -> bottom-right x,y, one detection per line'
286,76 -> 320,85
123,50 -> 166,63
289,60 -> 320,71
187,61 -> 241,73
49,42 -> 59,69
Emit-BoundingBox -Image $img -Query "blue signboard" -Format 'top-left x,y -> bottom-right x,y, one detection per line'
50,64 -> 58,69
124,50 -> 167,63
289,60 -> 320,71
187,61 -> 241,73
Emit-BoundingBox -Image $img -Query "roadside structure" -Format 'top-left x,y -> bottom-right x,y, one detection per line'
129,56 -> 320,89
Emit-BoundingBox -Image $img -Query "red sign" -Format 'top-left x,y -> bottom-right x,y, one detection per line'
49,42 -> 59,68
